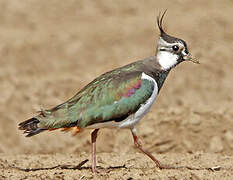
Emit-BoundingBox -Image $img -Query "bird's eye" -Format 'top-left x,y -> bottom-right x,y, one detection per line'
172,45 -> 179,51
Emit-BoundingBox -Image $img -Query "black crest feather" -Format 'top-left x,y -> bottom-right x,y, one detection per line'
157,10 -> 167,34
156,10 -> 179,43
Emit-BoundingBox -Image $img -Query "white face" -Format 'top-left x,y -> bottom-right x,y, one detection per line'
157,51 -> 179,70
157,37 -> 188,70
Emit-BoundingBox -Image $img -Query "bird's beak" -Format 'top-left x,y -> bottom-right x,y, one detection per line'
183,53 -> 200,64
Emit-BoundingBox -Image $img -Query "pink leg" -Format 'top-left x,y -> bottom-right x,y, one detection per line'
131,128 -> 172,169
91,129 -> 99,173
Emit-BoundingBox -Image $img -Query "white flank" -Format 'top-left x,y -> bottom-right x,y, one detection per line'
157,51 -> 178,70
118,73 -> 158,128
87,73 -> 158,129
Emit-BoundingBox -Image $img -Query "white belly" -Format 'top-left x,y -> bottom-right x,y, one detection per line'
87,73 -> 158,129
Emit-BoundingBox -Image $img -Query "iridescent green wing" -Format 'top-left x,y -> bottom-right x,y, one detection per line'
37,71 -> 155,129
68,72 -> 155,128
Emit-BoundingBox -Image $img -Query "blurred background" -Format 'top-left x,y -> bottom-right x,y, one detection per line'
0,0 -> 232,156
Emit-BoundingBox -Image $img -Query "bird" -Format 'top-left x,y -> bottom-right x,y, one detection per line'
18,11 -> 199,173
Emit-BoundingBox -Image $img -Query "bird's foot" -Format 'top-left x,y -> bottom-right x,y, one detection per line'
157,163 -> 198,170
92,167 -> 108,174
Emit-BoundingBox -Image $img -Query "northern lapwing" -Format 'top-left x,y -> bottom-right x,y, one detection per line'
18,11 -> 199,172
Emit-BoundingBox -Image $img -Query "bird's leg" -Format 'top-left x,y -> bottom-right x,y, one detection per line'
91,129 -> 99,173
131,127 -> 173,169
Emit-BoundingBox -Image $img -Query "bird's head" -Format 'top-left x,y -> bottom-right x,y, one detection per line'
156,11 -> 199,71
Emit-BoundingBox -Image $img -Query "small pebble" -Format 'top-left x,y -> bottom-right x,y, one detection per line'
189,113 -> 201,125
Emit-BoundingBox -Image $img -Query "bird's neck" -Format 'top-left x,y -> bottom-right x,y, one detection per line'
142,56 -> 171,91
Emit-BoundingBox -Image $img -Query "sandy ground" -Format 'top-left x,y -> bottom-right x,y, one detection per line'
0,0 -> 233,179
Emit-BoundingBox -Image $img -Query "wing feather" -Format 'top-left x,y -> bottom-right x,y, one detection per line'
37,72 -> 155,129
73,72 -> 155,128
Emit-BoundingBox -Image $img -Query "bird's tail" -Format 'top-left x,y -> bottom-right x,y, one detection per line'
18,117 -> 46,137
19,109 -> 82,137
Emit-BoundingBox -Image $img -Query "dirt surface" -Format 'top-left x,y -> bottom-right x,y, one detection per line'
0,0 -> 233,179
